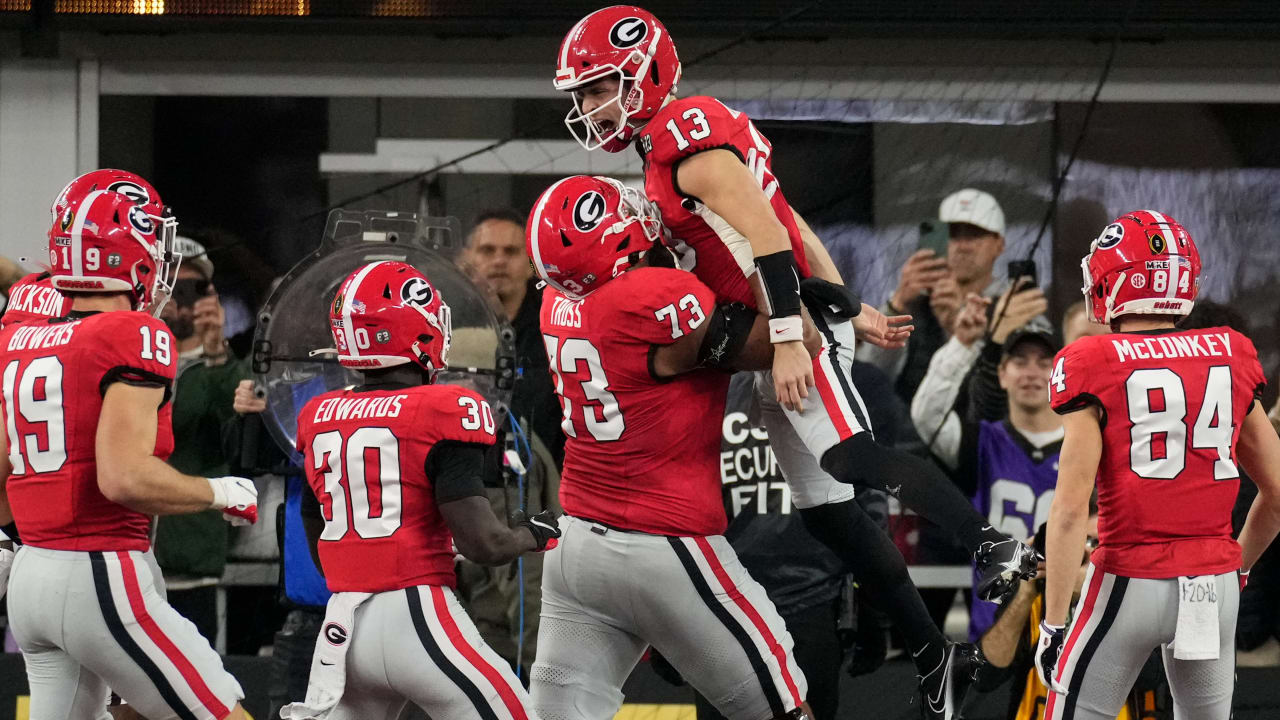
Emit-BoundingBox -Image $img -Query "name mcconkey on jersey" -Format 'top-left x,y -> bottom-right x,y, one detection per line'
1112,331 -> 1232,362
6,322 -> 76,352
312,394 -> 407,423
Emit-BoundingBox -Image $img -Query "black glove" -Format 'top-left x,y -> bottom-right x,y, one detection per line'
514,510 -> 562,552
799,276 -> 861,319
648,650 -> 686,687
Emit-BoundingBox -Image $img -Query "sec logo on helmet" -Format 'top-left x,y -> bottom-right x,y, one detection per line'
573,191 -> 606,232
609,17 -> 648,48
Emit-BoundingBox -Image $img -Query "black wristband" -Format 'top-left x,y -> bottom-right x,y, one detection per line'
753,250 -> 802,319
698,302 -> 757,368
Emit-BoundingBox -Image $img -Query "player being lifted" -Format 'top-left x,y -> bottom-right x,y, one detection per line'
283,261 -> 560,720
1036,211 -> 1280,720
0,187 -> 258,720
554,6 -> 1038,716
528,176 -> 815,720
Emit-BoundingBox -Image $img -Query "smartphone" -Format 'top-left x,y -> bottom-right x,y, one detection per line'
1007,259 -> 1038,288
917,219 -> 949,258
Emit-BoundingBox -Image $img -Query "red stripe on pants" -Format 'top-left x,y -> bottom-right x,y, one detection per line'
811,355 -> 854,440
692,537 -> 803,708
115,552 -> 230,719
1053,566 -> 1107,701
430,586 -> 529,720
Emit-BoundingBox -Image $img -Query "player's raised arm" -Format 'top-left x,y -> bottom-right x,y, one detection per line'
1235,402 -> 1280,572
677,149 -> 813,411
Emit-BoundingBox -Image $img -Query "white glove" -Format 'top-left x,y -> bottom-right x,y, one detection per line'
1034,621 -> 1069,695
0,546 -> 14,600
207,476 -> 259,526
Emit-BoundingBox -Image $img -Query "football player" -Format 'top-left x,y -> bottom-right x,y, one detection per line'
554,7 -> 1037,716
1036,211 -> 1280,720
0,188 -> 257,720
2,271 -> 70,328
528,175 -> 816,720
283,261 -> 559,720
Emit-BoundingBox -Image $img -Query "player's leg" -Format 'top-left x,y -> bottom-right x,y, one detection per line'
757,390 -> 976,712
629,531 -> 807,720
8,546 -> 114,720
69,550 -> 245,720
1044,568 -> 1156,720
1161,571 -> 1239,720
760,309 -> 1036,599
531,516 -> 650,720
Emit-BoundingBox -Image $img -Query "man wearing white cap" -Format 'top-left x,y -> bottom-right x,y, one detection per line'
858,188 -> 1022,396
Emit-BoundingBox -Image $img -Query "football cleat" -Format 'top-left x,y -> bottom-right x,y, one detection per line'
974,536 -> 1040,605
918,641 -> 984,720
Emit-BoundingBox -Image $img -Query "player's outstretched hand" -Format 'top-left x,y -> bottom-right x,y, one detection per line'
773,340 -> 814,412
207,476 -> 259,526
852,303 -> 913,349
1034,621 -> 1069,695
515,510 -> 562,552
0,546 -> 14,600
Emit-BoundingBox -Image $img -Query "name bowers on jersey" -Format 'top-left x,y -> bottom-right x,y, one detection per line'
312,394 -> 408,423
1112,331 -> 1232,363
6,322 -> 76,351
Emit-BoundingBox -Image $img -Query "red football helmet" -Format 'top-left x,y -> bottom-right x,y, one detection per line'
556,5 -> 682,152
1081,209 -> 1202,323
527,175 -> 663,299
47,190 -> 169,312
52,169 -> 176,246
327,261 -> 451,380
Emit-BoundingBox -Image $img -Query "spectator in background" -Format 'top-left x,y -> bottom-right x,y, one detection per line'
911,294 -> 1059,641
456,208 -> 563,678
858,188 -> 1009,402
153,236 -> 252,643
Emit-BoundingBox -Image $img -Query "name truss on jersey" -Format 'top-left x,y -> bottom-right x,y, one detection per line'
1111,332 -> 1232,363
6,322 -> 77,352
550,295 -> 583,329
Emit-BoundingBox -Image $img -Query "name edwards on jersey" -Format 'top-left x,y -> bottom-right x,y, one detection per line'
6,321 -> 76,352
310,393 -> 408,422
1110,331 -> 1234,363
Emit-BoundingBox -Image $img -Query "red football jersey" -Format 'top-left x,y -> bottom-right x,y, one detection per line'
541,266 -> 729,536
1049,327 -> 1266,578
296,383 -> 497,592
0,311 -> 176,551
2,272 -> 70,328
638,96 -> 812,307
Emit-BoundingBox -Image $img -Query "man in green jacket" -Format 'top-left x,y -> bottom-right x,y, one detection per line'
155,236 -> 250,644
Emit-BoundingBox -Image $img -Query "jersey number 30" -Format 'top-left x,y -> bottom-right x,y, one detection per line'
311,428 -> 402,540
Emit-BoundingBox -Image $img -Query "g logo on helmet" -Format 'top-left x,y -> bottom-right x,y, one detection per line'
1096,223 -> 1124,250
127,205 -> 155,236
609,17 -> 649,48
573,191 -> 606,232
107,180 -> 152,206
400,276 -> 434,306
323,622 -> 349,646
